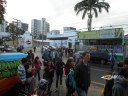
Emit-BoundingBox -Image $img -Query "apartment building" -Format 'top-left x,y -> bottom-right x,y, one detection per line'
0,20 -> 8,32
12,21 -> 28,31
31,18 -> 50,39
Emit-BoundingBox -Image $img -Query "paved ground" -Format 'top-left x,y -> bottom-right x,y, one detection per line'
34,48 -> 104,96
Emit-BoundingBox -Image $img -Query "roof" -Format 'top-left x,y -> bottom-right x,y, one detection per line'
47,31 -> 77,40
33,39 -> 53,42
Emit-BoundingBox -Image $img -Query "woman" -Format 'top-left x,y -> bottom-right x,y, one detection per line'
65,57 -> 74,76
32,56 -> 42,81
43,59 -> 55,91
65,57 -> 76,96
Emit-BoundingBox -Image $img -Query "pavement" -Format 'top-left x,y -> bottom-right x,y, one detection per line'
34,48 -> 104,96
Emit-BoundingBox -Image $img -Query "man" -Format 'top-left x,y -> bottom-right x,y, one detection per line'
109,50 -> 116,72
34,46 -> 36,52
17,58 -> 28,91
55,58 -> 65,88
75,51 -> 91,96
73,50 -> 80,64
25,55 -> 35,93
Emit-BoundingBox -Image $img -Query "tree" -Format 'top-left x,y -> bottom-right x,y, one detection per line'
0,0 -> 6,24
74,0 -> 110,31
6,23 -> 25,47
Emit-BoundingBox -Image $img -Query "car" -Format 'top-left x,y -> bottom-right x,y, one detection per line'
5,48 -> 17,53
90,50 -> 109,64
49,45 -> 56,49
78,50 -> 110,64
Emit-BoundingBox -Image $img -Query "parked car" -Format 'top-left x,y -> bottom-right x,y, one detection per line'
90,50 -> 109,64
5,48 -> 17,53
78,50 -> 110,64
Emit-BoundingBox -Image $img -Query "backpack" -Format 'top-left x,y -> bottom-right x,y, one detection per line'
104,79 -> 114,96
65,68 -> 76,92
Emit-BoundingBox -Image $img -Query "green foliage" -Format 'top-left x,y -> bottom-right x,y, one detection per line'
0,60 -> 21,79
74,0 -> 110,31
0,0 -> 6,24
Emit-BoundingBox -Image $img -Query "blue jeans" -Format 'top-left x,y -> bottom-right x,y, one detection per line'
76,87 -> 87,96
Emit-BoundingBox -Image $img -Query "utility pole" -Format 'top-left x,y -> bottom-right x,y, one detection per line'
42,19 -> 45,53
13,18 -> 20,48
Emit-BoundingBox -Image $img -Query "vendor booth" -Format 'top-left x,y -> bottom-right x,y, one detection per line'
0,53 -> 27,95
78,28 -> 124,62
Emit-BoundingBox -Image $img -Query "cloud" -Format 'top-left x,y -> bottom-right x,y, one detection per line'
4,0 -> 128,34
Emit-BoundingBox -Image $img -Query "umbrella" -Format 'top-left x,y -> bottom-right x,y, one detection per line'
0,32 -> 10,39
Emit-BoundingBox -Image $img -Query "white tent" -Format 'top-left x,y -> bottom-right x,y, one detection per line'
0,32 -> 10,39
20,31 -> 32,48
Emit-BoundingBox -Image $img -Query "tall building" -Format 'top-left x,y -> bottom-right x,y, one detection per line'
31,18 -> 50,39
31,19 -> 40,39
21,23 -> 28,31
12,21 -> 28,31
0,20 -> 8,32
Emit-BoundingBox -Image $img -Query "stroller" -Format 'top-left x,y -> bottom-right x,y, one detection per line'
32,79 -> 50,96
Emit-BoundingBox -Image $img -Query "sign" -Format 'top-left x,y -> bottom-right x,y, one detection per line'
26,40 -> 31,45
79,28 -> 123,39
99,29 -> 115,38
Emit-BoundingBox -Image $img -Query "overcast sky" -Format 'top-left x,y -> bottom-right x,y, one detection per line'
5,0 -> 128,34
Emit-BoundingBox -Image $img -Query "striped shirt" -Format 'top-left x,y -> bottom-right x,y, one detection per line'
18,64 -> 26,82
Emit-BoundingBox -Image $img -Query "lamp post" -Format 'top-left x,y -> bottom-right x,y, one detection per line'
13,18 -> 21,48
42,19 -> 45,53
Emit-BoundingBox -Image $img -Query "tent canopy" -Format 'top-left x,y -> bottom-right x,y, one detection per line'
0,32 -> 10,39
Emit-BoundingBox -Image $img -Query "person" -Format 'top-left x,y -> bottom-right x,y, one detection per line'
29,50 -> 34,61
109,50 -> 116,72
32,56 -> 42,81
112,68 -> 128,96
75,51 -> 91,96
34,46 -> 36,52
65,57 -> 74,76
73,50 -> 80,64
43,59 -> 55,92
25,55 -> 36,93
42,49 -> 50,62
55,58 -> 65,88
17,58 -> 28,92
124,57 -> 128,68
65,58 -> 76,96
50,49 -> 57,65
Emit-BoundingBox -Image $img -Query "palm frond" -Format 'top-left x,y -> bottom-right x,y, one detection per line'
102,6 -> 109,12
74,0 -> 88,11
76,7 -> 87,15
92,8 -> 98,17
82,9 -> 88,19
99,2 -> 110,8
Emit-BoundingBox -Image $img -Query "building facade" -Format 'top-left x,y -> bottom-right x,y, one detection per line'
12,21 -> 29,31
0,20 -> 8,32
47,27 -> 81,49
31,19 -> 40,39
31,18 -> 50,39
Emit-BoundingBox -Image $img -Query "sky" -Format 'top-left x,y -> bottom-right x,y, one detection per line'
5,0 -> 128,34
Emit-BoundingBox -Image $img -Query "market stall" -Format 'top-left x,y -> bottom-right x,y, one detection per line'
78,28 -> 124,62
0,53 -> 27,95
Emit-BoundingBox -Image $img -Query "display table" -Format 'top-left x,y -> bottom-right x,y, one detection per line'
0,53 -> 27,95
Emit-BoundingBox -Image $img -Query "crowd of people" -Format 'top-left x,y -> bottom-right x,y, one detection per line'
16,47 -> 128,96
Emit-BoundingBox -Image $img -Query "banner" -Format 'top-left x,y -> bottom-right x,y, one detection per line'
78,28 -> 123,39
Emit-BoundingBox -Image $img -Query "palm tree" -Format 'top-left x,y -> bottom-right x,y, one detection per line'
74,0 -> 110,31
0,0 -> 6,24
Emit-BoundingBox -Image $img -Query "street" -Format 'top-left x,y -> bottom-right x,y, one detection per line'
34,49 -> 110,96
